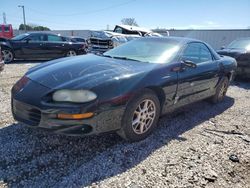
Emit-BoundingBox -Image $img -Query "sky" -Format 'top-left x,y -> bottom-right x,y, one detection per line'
1,0 -> 250,30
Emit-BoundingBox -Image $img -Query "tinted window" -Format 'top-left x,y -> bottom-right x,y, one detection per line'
75,38 -> 85,42
12,33 -> 29,40
227,38 -> 250,49
47,35 -> 63,42
4,26 -> 10,32
27,34 -> 45,42
182,43 -> 213,64
114,27 -> 123,34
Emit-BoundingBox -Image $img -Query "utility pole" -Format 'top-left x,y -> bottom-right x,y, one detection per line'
3,12 -> 7,24
18,5 -> 26,32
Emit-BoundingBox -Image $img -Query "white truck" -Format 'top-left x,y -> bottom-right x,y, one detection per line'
88,25 -> 163,54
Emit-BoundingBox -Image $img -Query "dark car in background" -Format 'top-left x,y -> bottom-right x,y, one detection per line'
11,37 -> 236,142
67,36 -> 88,52
217,37 -> 250,79
0,32 -> 87,63
68,36 -> 86,43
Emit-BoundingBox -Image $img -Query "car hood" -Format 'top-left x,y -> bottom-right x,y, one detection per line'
26,54 -> 154,89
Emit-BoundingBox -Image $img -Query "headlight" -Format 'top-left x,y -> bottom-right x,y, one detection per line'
52,89 -> 97,103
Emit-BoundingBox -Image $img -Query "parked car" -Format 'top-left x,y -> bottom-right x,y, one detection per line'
67,36 -> 88,52
0,24 -> 14,39
0,32 -> 87,63
0,45 -> 4,72
11,37 -> 236,142
217,37 -> 250,79
68,36 -> 86,43
88,24 -> 162,54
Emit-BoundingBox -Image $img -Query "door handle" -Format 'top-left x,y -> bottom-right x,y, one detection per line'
171,66 -> 182,72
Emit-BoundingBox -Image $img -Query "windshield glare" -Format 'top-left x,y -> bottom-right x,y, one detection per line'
12,33 -> 29,40
227,39 -> 250,49
104,39 -> 181,64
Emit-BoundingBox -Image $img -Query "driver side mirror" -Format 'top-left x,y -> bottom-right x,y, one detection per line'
182,60 -> 197,68
220,46 -> 225,50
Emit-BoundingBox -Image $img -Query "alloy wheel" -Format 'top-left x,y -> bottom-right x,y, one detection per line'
132,99 -> 156,134
2,50 -> 13,63
66,50 -> 77,57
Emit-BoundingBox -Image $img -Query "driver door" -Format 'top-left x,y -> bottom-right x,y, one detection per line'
20,33 -> 47,58
175,42 -> 220,106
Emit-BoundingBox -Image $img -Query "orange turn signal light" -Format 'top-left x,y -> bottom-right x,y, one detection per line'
57,112 -> 94,120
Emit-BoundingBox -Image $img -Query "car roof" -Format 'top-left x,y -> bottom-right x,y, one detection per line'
26,32 -> 61,36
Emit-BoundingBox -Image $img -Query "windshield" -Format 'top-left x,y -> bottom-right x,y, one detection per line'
227,38 -> 250,49
104,38 -> 181,64
12,33 -> 29,40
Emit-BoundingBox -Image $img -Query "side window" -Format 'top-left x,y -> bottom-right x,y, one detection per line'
47,35 -> 63,42
200,44 -> 213,62
76,38 -> 85,42
182,43 -> 213,64
114,27 -> 123,34
26,34 -> 43,42
4,26 -> 10,32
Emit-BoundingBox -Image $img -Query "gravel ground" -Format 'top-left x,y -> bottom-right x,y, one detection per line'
0,62 -> 249,188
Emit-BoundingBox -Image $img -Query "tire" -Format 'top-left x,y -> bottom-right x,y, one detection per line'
117,89 -> 160,142
66,50 -> 77,57
2,48 -> 14,63
211,77 -> 229,104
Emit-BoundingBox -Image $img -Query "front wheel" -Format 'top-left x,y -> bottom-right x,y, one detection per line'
211,77 -> 229,103
2,49 -> 14,63
66,50 -> 77,57
117,89 -> 160,142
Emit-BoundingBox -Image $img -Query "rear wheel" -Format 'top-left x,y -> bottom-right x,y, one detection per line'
117,89 -> 160,142
2,49 -> 14,63
66,50 -> 77,57
211,77 -> 229,103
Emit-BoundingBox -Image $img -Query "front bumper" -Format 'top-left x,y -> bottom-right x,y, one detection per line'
12,98 -> 125,136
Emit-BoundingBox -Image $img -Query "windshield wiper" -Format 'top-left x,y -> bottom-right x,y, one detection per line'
102,54 -> 145,62
101,54 -> 113,58
111,56 -> 141,62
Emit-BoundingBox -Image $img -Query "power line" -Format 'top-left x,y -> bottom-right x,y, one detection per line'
25,0 -> 136,17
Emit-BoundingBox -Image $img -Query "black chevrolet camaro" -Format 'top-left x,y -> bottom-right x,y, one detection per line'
217,37 -> 250,79
1,32 -> 87,63
11,37 -> 237,142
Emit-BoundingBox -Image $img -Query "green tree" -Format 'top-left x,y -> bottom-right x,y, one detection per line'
19,24 -> 50,31
33,26 -> 50,31
19,24 -> 33,31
